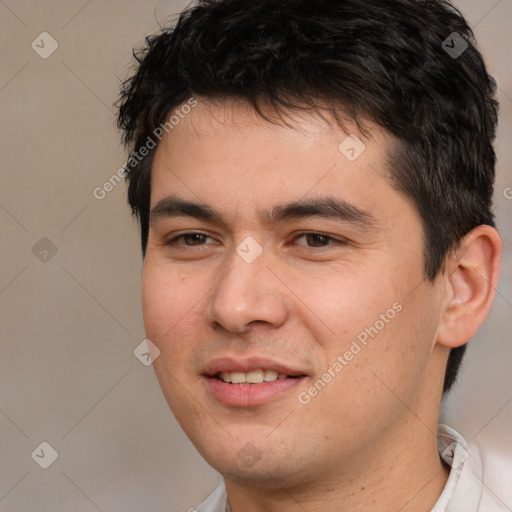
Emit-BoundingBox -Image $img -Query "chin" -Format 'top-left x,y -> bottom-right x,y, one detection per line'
194,436 -> 313,489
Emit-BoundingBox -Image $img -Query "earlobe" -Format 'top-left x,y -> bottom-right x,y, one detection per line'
436,225 -> 502,349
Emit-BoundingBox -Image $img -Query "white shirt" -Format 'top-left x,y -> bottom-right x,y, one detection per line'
195,424 -> 512,512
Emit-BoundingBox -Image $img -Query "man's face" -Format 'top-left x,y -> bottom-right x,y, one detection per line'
142,100 -> 447,486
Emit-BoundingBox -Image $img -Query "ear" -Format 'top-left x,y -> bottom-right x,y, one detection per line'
436,225 -> 502,348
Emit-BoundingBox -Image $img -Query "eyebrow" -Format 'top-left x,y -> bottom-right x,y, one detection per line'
150,195 -> 376,230
263,197 -> 375,229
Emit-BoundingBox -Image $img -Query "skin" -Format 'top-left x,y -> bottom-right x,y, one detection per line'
141,99 -> 502,512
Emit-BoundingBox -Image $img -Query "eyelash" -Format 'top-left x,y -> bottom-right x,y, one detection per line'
165,232 -> 346,248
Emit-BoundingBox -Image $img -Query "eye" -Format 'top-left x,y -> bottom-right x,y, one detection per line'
165,232 -> 215,246
293,232 -> 345,247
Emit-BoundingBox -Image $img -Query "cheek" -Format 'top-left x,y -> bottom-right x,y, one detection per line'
351,285 -> 440,406
300,263 -> 437,401
141,260 -> 193,343
141,266 -> 167,342
299,297 -> 439,447
141,260 -> 209,390
141,265 -> 198,414
289,262 -> 399,351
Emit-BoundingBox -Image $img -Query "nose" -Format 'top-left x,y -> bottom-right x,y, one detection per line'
205,248 -> 289,334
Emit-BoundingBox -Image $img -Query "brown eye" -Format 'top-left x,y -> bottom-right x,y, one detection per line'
182,233 -> 208,245
295,233 -> 341,247
166,233 -> 214,246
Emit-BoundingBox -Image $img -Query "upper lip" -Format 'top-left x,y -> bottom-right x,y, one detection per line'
203,357 -> 307,377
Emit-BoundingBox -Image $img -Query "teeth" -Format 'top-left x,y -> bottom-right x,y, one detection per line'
217,369 -> 287,384
246,370 -> 264,384
263,370 -> 278,382
230,372 -> 246,384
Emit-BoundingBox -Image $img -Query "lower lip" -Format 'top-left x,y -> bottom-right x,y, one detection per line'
205,376 -> 306,406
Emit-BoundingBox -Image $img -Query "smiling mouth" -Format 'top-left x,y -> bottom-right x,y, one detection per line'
214,369 -> 303,384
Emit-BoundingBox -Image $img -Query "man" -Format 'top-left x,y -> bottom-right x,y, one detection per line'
116,0 -> 507,510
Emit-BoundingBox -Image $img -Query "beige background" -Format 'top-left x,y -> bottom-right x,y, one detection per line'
0,0 -> 511,510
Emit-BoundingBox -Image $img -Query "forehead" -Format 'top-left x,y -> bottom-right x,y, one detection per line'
156,97 -> 382,150
153,99 -> 389,180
